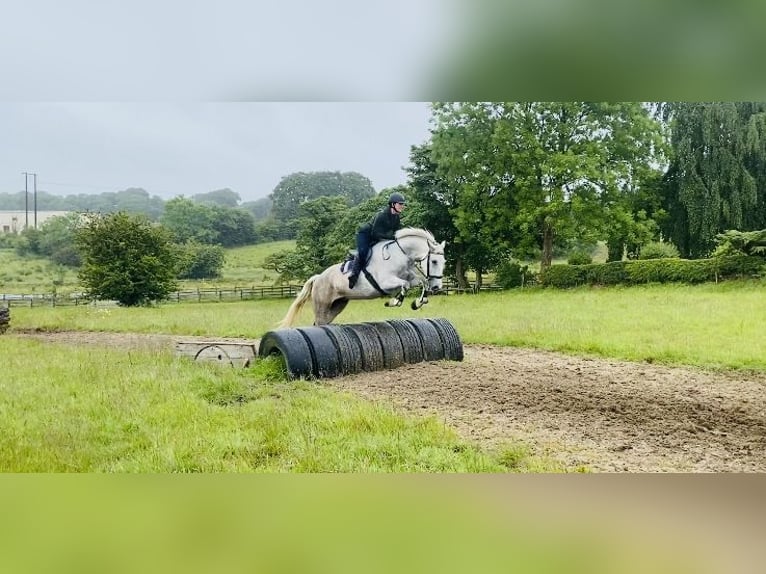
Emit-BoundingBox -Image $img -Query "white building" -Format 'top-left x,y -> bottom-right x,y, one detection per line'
0,210 -> 71,234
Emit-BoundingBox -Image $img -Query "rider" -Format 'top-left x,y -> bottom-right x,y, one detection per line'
348,191 -> 406,289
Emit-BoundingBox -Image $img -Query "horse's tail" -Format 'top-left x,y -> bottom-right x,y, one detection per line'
277,275 -> 318,329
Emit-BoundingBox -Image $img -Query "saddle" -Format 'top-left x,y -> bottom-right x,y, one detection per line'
340,251 -> 357,274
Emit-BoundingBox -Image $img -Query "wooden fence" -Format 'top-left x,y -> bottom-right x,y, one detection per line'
1,281 -> 503,308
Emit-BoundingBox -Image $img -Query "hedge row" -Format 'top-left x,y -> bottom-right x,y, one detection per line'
540,255 -> 764,288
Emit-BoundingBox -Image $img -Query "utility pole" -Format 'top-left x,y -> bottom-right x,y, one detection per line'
22,172 -> 30,230
33,173 -> 38,228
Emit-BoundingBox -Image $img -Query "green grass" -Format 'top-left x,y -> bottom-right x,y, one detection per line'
5,247 -> 766,474
9,280 -> 765,371
0,336 -> 527,472
0,248 -> 79,294
180,240 -> 296,289
0,241 -> 297,295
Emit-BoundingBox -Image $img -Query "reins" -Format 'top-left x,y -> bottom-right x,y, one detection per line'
383,236 -> 443,280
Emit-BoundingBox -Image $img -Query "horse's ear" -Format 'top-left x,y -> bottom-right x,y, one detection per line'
440,240 -> 446,249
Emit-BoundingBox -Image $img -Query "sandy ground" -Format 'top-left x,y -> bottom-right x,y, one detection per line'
15,330 -> 766,472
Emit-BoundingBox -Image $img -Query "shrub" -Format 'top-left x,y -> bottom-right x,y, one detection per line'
567,250 -> 593,265
176,242 -> 225,279
638,241 -> 680,260
495,259 -> 536,288
540,255 -> 764,288
76,212 -> 178,306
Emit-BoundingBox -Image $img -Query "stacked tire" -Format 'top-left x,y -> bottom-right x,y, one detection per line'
258,318 -> 463,380
0,306 -> 9,335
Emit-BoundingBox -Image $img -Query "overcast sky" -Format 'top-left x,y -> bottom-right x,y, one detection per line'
0,102 -> 434,203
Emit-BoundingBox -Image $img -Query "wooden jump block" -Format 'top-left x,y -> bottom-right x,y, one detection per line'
175,340 -> 259,368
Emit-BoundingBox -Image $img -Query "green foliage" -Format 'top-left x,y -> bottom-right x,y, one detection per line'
714,229 -> 766,256
0,233 -> 17,249
241,196 -> 273,223
270,171 -> 376,234
323,194 -> 390,263
495,259 -> 536,288
0,188 -> 165,219
428,102 -> 667,275
637,241 -> 681,260
567,250 -> 593,265
161,197 -> 219,244
541,256 -> 763,288
191,188 -> 241,207
263,249 -> 313,284
76,212 -> 178,306
175,242 -> 226,279
160,197 -> 257,247
254,217 -> 294,242
294,196 -> 350,274
662,102 -> 766,257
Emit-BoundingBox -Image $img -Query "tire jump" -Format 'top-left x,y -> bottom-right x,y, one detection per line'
258,318 -> 463,380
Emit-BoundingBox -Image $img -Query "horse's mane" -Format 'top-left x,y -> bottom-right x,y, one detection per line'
395,227 -> 436,242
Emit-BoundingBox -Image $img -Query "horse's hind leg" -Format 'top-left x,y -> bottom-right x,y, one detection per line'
314,298 -> 349,326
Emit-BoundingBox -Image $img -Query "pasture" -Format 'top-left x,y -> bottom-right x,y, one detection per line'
9,280 -> 766,370
0,240 -> 296,295
4,279 -> 766,473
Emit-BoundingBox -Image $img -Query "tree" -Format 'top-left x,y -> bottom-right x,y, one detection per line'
269,171 -> 376,235
15,213 -> 84,267
662,102 -> 766,257
160,197 -> 218,244
175,241 -> 226,279
430,102 -> 666,271
191,188 -> 241,207
241,196 -> 273,222
76,212 -> 178,306
405,145 -> 468,286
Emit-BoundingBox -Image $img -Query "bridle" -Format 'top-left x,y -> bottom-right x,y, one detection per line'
384,237 -> 443,281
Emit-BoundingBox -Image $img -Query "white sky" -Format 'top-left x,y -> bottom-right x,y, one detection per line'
0,102 -> 434,202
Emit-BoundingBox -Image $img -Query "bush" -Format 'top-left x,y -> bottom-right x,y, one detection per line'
540,255 -> 764,288
567,250 -> 593,265
176,242 -> 225,279
638,241 -> 680,260
495,259 -> 535,288
76,212 -> 178,306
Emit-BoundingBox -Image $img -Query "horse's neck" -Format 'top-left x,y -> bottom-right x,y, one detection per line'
394,235 -> 428,261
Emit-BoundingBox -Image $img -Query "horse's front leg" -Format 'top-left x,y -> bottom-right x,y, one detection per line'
410,282 -> 429,310
384,285 -> 407,307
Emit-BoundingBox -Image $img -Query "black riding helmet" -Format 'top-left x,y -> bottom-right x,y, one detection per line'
388,192 -> 406,205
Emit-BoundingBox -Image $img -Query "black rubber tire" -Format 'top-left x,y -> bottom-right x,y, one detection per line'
426,318 -> 464,361
407,318 -> 444,362
342,323 -> 385,372
257,329 -> 314,380
296,326 -> 343,378
0,306 -> 9,335
385,319 -> 426,365
369,321 -> 406,369
320,325 -> 363,376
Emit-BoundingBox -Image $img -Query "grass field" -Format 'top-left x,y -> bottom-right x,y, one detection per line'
9,279 -> 766,371
0,241 -> 296,295
4,243 -> 766,476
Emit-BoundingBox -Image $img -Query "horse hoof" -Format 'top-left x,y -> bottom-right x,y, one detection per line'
410,301 -> 419,310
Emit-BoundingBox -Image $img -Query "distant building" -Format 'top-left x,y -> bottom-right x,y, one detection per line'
0,210 -> 71,234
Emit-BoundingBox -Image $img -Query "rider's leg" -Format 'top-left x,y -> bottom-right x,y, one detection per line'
349,231 -> 370,288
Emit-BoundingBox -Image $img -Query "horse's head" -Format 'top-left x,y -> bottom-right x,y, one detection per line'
424,239 -> 446,293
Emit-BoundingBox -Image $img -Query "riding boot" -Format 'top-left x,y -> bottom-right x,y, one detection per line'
348,260 -> 359,288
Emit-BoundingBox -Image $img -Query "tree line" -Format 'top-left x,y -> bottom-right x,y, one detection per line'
4,102 -> 766,303
267,102 -> 766,289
